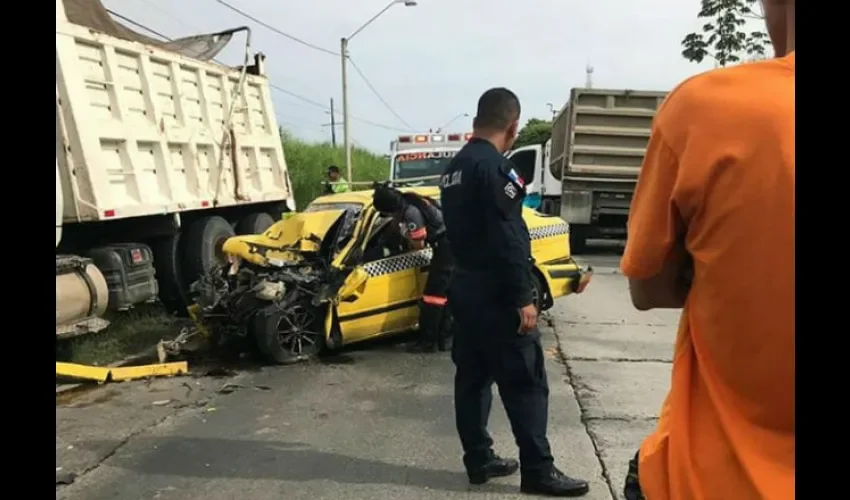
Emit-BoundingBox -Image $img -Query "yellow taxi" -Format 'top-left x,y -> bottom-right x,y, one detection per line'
190,187 -> 592,364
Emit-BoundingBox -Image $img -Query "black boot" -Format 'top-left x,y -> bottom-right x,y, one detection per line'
437,335 -> 452,352
466,455 -> 519,485
520,466 -> 589,497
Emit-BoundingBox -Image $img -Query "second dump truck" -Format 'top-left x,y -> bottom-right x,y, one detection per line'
509,87 -> 667,253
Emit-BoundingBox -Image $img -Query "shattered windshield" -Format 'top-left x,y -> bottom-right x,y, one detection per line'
304,202 -> 363,213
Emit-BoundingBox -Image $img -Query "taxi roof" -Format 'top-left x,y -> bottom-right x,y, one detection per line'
309,186 -> 440,207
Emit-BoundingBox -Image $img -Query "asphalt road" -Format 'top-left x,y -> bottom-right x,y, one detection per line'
57,251 -> 679,500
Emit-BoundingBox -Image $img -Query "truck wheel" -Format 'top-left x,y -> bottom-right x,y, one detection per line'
151,234 -> 189,316
569,225 -> 589,255
182,216 -> 235,288
252,302 -> 322,365
235,212 -> 275,235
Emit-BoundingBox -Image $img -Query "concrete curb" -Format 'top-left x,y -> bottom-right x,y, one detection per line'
56,346 -> 158,396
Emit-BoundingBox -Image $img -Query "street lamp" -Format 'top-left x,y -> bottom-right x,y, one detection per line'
341,0 -> 418,183
435,112 -> 469,133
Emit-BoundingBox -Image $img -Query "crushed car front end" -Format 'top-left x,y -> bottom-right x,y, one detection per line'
189,207 -> 363,364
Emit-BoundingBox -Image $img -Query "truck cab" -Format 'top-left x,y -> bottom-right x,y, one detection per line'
507,139 -> 561,214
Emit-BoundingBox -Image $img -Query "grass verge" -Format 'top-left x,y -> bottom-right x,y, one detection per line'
282,131 -> 391,209
56,304 -> 183,367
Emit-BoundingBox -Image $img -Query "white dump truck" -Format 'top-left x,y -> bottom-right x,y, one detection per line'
508,88 -> 667,253
56,0 -> 295,337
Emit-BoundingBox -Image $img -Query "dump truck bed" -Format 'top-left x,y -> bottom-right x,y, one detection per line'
56,0 -> 293,223
549,88 -> 667,182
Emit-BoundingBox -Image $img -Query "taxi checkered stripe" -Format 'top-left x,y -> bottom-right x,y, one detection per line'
363,248 -> 433,277
361,222 -> 568,278
529,222 -> 569,240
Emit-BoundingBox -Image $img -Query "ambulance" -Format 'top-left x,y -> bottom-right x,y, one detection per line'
388,132 -> 472,185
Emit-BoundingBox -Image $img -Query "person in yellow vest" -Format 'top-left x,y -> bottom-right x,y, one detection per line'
324,165 -> 351,194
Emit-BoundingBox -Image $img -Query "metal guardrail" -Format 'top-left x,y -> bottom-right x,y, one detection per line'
320,175 -> 442,190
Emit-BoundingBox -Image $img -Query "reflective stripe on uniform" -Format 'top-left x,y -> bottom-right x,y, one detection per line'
409,227 -> 427,240
422,295 -> 448,306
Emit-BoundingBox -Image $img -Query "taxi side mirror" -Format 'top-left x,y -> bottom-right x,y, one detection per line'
338,267 -> 369,301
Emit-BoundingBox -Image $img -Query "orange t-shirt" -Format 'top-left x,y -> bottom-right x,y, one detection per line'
621,53 -> 795,500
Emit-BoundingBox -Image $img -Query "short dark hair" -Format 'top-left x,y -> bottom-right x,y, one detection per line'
328,165 -> 340,174
473,87 -> 521,131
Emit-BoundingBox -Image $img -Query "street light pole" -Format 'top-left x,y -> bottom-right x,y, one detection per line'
436,113 -> 469,133
340,37 -> 351,183
340,0 -> 417,183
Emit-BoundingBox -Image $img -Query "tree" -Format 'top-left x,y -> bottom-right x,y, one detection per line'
513,118 -> 553,149
681,0 -> 771,67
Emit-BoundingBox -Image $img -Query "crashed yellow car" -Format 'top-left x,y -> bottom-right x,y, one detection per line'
190,187 -> 592,364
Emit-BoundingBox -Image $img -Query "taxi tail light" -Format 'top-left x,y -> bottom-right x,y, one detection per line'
447,134 -> 461,141
398,136 -> 412,143
431,134 -> 444,142
414,134 -> 428,143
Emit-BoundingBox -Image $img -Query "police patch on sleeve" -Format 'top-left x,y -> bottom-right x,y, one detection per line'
504,182 -> 518,199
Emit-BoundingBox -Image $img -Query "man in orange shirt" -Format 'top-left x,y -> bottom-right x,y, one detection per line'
620,0 -> 795,499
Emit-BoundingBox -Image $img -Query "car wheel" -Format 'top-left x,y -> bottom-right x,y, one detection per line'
253,302 -> 323,365
530,272 -> 544,312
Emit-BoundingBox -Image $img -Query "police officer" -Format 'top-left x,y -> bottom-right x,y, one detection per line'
440,88 -> 589,497
372,184 -> 453,353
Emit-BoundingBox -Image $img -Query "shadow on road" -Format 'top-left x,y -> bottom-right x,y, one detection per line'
88,437 -> 518,494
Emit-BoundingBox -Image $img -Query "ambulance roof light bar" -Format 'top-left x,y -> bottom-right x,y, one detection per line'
395,133 -> 473,146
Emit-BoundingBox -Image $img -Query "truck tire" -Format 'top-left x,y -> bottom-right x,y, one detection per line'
569,224 -> 589,255
151,234 -> 190,316
235,212 -> 275,235
182,216 -> 235,288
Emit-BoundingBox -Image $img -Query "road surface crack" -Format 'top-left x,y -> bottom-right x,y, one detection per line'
567,356 -> 671,364
552,331 -> 618,500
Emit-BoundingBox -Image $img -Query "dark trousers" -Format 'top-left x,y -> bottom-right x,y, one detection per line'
448,280 -> 554,472
419,238 -> 453,343
624,450 -> 645,500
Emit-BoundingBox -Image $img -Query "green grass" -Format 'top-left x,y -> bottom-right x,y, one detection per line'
282,131 -> 391,209
56,304 -> 183,368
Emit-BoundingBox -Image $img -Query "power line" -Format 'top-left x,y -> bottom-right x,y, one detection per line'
213,0 -> 339,56
348,57 -> 414,130
133,0 -> 200,32
103,8 -> 408,133
105,9 -> 171,40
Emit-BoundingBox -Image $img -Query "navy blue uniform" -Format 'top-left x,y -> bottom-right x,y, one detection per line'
439,138 -> 554,473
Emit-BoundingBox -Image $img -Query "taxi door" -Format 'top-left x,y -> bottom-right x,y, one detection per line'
331,216 -> 429,345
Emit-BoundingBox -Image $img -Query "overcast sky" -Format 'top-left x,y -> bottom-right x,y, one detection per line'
100,0 -> 758,153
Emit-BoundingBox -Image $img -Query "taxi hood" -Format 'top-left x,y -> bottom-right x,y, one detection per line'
221,209 -> 347,266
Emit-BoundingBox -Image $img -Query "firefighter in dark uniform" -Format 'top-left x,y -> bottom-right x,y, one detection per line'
439,88 -> 589,497
372,184 -> 453,353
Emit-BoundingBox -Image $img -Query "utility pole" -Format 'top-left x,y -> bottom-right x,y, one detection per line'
339,1 -> 417,183
340,37 -> 352,183
329,98 -> 337,147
